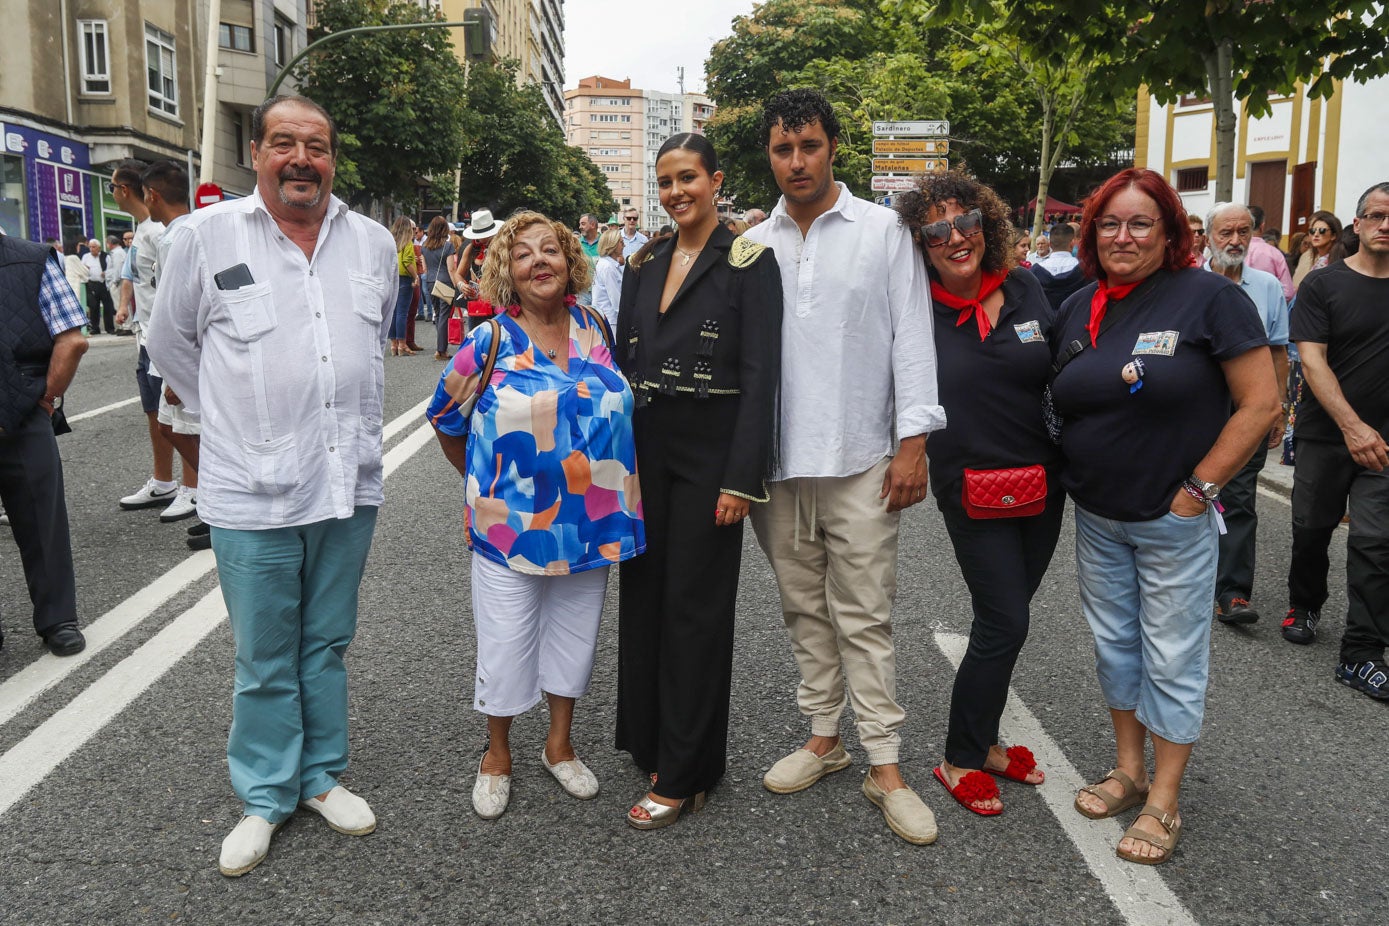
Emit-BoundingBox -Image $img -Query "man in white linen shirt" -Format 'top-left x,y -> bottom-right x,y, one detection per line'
146,94 -> 397,879
745,89 -> 947,846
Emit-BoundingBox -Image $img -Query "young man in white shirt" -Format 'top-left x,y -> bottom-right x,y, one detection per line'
147,94 -> 397,878
745,88 -> 946,845
619,207 -> 648,258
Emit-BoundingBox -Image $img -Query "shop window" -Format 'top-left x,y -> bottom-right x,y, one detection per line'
78,20 -> 110,94
145,24 -> 179,117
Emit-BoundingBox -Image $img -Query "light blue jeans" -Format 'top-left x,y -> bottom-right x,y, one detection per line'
1074,504 -> 1218,745
211,506 -> 379,821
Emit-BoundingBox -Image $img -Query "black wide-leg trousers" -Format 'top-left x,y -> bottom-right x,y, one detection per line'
616,398 -> 743,800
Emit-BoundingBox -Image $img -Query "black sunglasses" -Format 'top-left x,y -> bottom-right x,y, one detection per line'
922,209 -> 984,248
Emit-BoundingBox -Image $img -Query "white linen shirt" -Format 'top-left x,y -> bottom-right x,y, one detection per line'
745,182 -> 945,480
146,189 -> 397,530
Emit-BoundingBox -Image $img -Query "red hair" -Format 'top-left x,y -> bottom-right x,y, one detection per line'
1077,168 -> 1195,281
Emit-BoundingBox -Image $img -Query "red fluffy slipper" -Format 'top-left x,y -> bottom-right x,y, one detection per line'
993,745 -> 1043,785
933,766 -> 1002,816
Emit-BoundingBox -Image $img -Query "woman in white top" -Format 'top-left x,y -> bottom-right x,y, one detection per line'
590,228 -> 625,329
63,241 -> 89,315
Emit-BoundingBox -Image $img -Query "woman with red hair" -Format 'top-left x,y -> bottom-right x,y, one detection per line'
1049,168 -> 1280,864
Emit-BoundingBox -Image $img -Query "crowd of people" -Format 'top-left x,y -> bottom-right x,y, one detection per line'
3,87 -> 1386,881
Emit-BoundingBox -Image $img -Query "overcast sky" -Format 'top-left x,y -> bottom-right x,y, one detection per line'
562,0 -> 758,94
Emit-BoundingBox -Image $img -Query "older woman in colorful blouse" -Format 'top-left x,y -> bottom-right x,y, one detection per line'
427,210 -> 645,821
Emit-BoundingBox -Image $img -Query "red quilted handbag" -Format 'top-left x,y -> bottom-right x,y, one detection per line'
962,465 -> 1047,519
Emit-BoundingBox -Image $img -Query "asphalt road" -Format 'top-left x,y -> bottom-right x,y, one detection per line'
1,335 -> 1383,926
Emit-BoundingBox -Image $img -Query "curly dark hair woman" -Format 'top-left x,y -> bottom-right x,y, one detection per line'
891,170 -> 1065,818
895,170 -> 1016,278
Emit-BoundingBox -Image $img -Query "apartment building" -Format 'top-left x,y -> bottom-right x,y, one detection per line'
0,0 -> 307,243
440,0 -> 565,125
564,76 -> 714,231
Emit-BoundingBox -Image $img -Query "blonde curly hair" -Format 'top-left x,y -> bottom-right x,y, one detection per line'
479,210 -> 592,308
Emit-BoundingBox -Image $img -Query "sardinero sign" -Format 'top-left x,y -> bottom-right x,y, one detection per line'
873,120 -> 949,137
871,176 -> 919,193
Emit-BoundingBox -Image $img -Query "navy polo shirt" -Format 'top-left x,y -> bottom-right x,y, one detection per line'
1050,267 -> 1268,522
927,268 -> 1062,497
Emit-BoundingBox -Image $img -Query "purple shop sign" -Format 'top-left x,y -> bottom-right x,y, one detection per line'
56,167 -> 83,206
0,122 -> 90,170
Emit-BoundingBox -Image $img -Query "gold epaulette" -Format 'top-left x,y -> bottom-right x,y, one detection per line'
729,236 -> 767,269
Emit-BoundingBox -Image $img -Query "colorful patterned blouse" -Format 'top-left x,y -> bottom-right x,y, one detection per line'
426,306 -> 645,575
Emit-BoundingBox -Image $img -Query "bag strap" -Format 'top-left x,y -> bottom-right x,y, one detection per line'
1050,297 -> 1132,381
473,318 -> 502,407
576,303 -> 613,350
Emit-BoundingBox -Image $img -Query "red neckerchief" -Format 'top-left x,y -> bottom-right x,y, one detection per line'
1087,278 -> 1141,346
930,271 -> 1007,342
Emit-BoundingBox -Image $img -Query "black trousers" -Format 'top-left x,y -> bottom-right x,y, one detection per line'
0,411 -> 79,639
1288,438 -> 1389,662
86,281 -> 115,333
616,398 -> 742,800
1216,439 -> 1268,604
938,482 -> 1065,769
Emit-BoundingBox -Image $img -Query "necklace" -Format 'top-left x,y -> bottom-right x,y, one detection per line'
675,244 -> 703,267
522,316 -> 567,360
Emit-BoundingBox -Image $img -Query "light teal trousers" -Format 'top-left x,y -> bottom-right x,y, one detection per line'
211,506 -> 379,821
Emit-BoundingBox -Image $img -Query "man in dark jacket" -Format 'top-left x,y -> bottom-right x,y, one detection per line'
1029,222 -> 1089,311
0,232 -> 90,655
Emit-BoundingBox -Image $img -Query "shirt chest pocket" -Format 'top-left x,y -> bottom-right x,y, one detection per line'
220,282 -> 278,341
349,273 -> 387,329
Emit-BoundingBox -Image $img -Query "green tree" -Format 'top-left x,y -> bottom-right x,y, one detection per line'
455,61 -> 614,225
929,0 -> 1389,201
295,0 -> 469,209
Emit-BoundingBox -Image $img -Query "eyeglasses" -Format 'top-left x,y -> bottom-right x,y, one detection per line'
1309,226 -> 1332,235
1097,216 -> 1159,238
105,181 -> 127,194
1358,212 -> 1389,226
624,216 -> 638,222
1191,228 -> 1205,236
922,209 -> 984,248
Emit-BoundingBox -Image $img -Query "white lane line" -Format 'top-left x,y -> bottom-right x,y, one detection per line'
0,419 -> 440,818
67,396 -> 141,423
0,399 -> 432,736
933,632 -> 1199,926
1258,485 -> 1290,506
0,587 -> 228,818
0,552 -> 217,729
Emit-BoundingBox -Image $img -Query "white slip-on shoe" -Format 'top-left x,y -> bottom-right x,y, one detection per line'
472,755 -> 511,820
540,747 -> 599,799
120,478 -> 178,510
218,815 -> 281,877
763,743 -> 853,794
159,486 -> 198,522
299,785 -> 376,836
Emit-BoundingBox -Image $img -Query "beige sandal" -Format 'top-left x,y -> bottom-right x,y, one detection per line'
1074,768 -> 1149,820
1116,803 -> 1181,865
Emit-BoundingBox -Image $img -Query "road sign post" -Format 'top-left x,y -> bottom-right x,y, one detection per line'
872,138 -> 949,156
872,120 -> 950,137
871,158 -> 948,174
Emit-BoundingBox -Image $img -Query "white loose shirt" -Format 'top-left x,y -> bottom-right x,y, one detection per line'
146,190 -> 397,530
104,245 -> 126,288
745,182 -> 945,480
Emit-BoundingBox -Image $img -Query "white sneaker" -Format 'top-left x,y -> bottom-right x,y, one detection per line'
472,755 -> 511,820
218,815 -> 281,877
298,785 -> 377,836
159,486 -> 197,522
120,478 -> 179,510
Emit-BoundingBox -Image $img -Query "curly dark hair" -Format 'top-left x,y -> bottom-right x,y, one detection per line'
893,170 -> 1016,277
760,88 -> 841,145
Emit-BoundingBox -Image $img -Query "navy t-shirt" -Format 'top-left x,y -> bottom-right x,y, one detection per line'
1050,267 -> 1268,522
1289,261 -> 1389,444
927,269 -> 1062,498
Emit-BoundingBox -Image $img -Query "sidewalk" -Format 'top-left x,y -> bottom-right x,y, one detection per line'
1258,448 -> 1295,499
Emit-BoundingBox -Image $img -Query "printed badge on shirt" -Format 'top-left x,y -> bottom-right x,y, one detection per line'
1132,330 -> 1179,356
1013,320 -> 1044,343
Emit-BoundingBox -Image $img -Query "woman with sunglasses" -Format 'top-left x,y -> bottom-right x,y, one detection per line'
1293,210 -> 1347,290
894,172 -> 1064,817
1050,168 -> 1280,864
